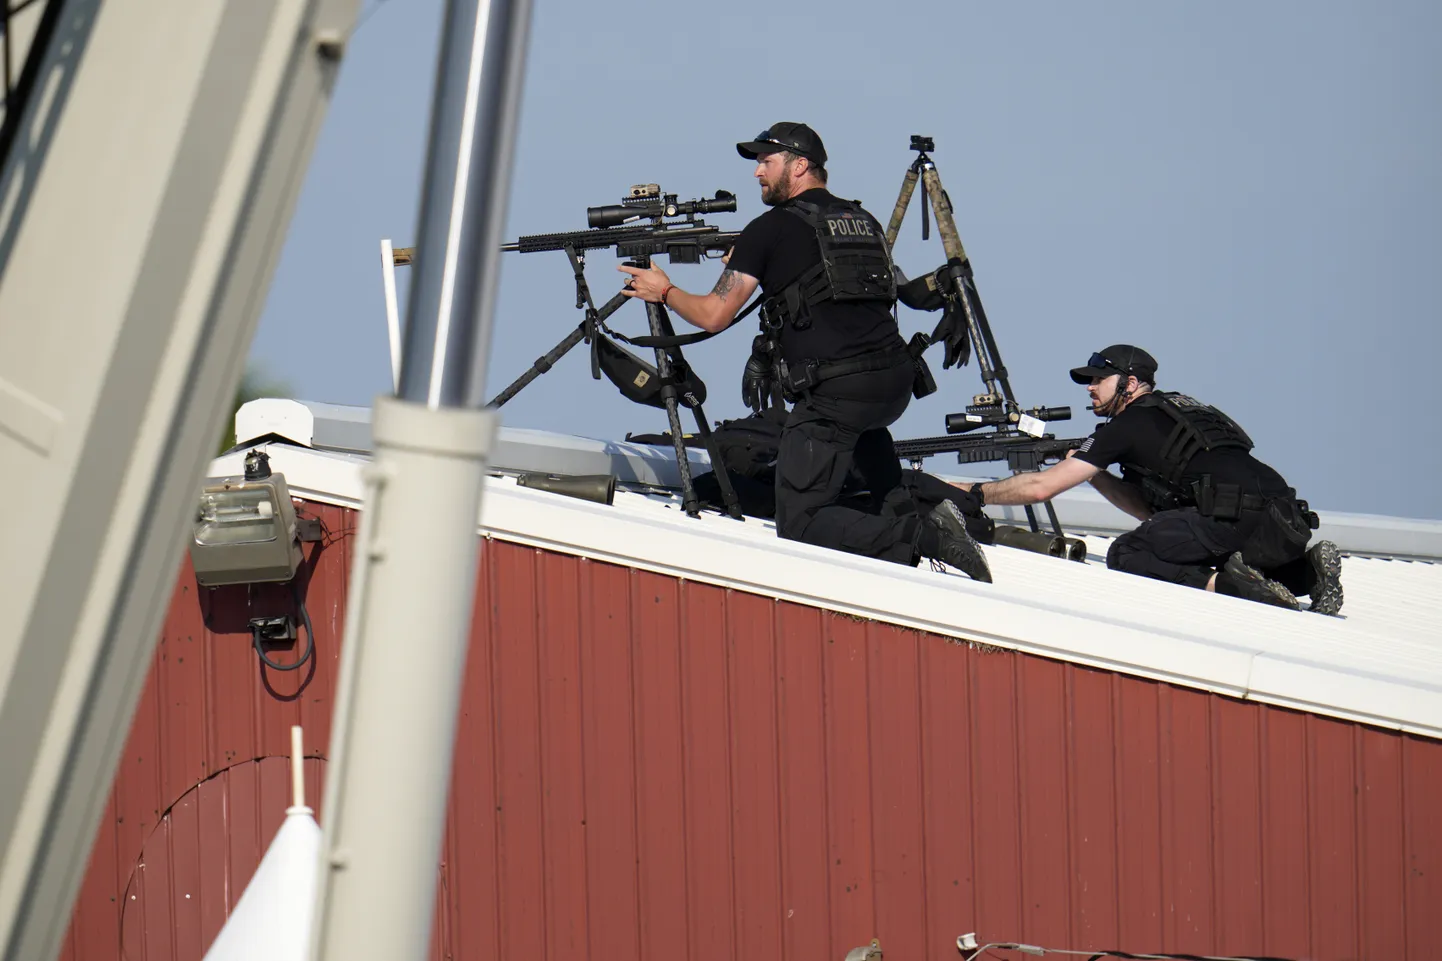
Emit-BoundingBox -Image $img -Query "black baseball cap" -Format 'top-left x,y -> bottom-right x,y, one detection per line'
736,122 -> 827,166
1069,344 -> 1158,385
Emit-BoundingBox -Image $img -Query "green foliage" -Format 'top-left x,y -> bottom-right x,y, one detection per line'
218,367 -> 291,456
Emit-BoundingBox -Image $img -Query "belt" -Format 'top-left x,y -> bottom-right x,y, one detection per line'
781,349 -> 912,395
1191,476 -> 1273,520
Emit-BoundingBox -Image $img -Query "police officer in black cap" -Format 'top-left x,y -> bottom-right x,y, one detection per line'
619,122 -> 991,581
953,345 -> 1344,613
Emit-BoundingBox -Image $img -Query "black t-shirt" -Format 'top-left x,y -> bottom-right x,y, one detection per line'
1074,397 -> 1290,496
725,188 -> 905,367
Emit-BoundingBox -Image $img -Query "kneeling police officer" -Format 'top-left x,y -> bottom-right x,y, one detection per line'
955,345 -> 1343,613
619,122 -> 990,582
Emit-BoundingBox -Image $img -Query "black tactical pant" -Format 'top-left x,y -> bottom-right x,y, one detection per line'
1107,505 -> 1315,595
880,470 -> 994,544
774,359 -> 920,565
692,425 -> 993,542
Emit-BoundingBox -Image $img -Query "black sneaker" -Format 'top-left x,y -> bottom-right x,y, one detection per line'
924,501 -> 993,583
1217,553 -> 1300,610
1305,540 -> 1344,616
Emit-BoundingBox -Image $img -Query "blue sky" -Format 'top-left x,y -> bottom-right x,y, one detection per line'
252,0 -> 1441,518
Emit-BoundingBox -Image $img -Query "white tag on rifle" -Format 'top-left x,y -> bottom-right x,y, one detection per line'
1017,413 -> 1045,438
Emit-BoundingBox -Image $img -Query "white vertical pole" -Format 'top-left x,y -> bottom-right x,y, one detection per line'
309,0 -> 532,958
289,725 -> 306,811
379,238 -> 402,392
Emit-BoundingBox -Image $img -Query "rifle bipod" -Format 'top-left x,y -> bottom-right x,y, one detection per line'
483,245 -> 744,521
887,135 -> 1071,538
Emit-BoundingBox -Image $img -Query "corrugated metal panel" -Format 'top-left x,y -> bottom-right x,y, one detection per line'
65,504 -> 1442,960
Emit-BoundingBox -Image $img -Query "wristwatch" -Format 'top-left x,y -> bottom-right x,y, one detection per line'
973,483 -> 986,508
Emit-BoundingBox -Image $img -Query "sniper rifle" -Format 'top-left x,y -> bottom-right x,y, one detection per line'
486,183 -> 746,519
501,183 -> 740,264
892,431 -> 1085,474
893,402 -> 1083,472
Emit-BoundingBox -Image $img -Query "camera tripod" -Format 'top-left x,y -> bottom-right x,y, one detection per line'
888,135 -> 1070,536
486,246 -> 743,520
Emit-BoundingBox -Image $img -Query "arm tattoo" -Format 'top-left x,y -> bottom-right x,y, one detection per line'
710,269 -> 738,299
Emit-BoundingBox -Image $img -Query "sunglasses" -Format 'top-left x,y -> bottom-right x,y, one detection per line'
752,130 -> 804,155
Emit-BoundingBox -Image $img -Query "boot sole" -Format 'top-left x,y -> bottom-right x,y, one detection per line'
1307,541 -> 1344,616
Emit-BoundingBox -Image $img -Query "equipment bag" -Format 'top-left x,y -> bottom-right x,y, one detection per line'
595,335 -> 707,409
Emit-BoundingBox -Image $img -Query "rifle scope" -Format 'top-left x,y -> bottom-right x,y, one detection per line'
587,189 -> 737,229
945,405 -> 1071,435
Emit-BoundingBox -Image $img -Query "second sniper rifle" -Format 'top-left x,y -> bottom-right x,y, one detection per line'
893,428 -> 1081,473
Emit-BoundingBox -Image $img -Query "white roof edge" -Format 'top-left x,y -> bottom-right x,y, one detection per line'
232,398 -> 1442,561
206,442 -> 1442,741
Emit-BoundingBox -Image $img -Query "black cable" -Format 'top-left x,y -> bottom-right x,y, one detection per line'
252,581 -> 315,672
962,941 -> 1298,961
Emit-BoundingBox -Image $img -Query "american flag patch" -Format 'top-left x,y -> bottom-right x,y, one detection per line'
1078,437 -> 1095,453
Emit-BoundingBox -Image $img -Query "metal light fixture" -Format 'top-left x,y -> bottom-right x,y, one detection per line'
189,450 -> 302,587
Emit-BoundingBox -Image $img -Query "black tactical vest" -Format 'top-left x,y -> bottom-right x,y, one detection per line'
1121,391 -> 1254,509
761,197 -> 896,330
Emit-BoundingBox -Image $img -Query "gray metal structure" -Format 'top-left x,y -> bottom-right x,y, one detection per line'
235,396 -> 716,487
0,2 -> 361,959
308,0 -> 533,959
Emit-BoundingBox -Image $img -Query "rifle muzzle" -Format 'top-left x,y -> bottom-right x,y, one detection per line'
992,525 -> 1087,562
515,472 -> 617,506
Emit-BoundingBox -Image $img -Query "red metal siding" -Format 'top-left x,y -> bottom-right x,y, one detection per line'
64,502 -> 1442,960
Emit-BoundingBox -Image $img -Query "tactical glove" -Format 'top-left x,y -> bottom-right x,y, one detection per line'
930,302 -> 971,369
741,335 -> 775,413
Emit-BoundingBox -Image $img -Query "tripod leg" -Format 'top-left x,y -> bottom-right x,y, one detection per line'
644,300 -> 701,516
919,165 -> 1007,405
1041,498 -> 1065,538
962,278 -> 1017,406
686,403 -> 744,519
486,321 -> 588,408
884,167 -> 920,249
1024,503 -> 1041,534
485,290 -> 630,408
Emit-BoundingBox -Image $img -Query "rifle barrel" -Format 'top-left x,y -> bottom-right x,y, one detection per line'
420,224 -> 739,261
